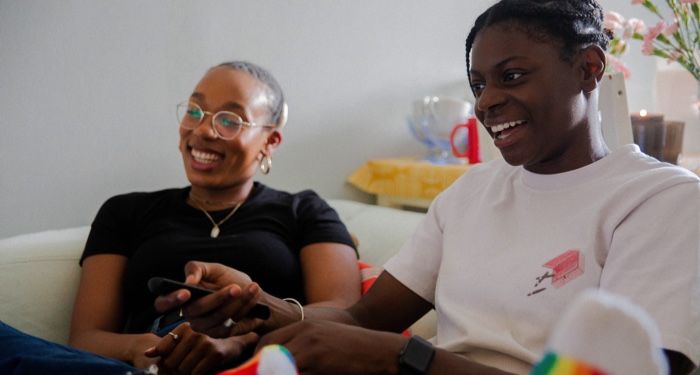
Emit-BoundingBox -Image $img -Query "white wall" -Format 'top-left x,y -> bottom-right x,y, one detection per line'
1,0 -> 696,238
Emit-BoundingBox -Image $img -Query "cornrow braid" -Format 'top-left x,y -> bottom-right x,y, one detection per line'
215,61 -> 287,128
465,0 -> 611,95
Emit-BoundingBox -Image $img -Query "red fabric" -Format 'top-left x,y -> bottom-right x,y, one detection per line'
358,260 -> 382,294
357,261 -> 411,336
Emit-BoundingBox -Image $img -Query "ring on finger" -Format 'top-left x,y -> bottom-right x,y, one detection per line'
223,318 -> 236,328
167,332 -> 179,341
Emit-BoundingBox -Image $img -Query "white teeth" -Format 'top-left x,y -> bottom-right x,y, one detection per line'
491,120 -> 526,134
191,149 -> 221,164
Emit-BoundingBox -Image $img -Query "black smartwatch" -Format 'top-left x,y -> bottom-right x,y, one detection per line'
398,335 -> 435,375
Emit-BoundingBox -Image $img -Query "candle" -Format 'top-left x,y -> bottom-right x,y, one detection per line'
630,110 -> 664,160
630,109 -> 664,127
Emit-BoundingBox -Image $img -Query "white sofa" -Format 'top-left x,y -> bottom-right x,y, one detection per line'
0,199 -> 435,345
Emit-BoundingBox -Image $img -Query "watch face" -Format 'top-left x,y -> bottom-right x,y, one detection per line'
399,336 -> 435,374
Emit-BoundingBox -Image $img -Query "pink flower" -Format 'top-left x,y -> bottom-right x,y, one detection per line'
607,54 -> 631,78
631,0 -> 643,4
604,11 -> 625,34
663,21 -> 679,37
623,18 -> 646,39
679,0 -> 698,4
642,21 -> 665,55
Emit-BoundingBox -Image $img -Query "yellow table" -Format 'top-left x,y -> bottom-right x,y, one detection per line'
347,158 -> 470,209
349,155 -> 698,210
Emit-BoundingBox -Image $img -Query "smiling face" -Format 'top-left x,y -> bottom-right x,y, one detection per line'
179,66 -> 281,192
470,23 -> 597,174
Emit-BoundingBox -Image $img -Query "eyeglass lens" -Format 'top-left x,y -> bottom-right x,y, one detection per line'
176,102 -> 245,139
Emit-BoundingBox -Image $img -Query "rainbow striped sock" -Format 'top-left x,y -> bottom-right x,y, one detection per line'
216,344 -> 297,375
531,352 -> 608,375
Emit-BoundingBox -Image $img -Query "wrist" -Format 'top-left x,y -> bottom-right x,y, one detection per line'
258,293 -> 305,333
126,333 -> 159,363
282,298 -> 304,322
397,335 -> 435,375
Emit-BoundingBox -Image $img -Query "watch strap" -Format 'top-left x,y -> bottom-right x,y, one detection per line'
398,335 -> 435,375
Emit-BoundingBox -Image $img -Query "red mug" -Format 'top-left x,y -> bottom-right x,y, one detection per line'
450,117 -> 481,164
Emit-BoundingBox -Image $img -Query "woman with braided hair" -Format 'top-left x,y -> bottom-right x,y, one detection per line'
157,1 -> 699,374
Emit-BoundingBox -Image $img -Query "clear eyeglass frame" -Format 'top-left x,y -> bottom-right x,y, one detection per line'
176,101 -> 274,140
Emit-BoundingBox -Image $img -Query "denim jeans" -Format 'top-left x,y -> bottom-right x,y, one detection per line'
0,321 -> 140,374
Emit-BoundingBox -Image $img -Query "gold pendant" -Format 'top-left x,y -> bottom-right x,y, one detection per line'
210,225 -> 220,238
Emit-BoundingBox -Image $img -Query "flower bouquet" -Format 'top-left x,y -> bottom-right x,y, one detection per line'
604,0 -> 699,81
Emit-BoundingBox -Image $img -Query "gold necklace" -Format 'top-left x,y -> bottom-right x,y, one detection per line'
189,192 -> 242,207
190,197 -> 243,238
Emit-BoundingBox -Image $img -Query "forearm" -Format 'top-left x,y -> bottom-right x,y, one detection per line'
69,329 -> 159,364
360,334 -> 517,375
365,333 -> 516,375
304,305 -> 358,324
428,348 -> 517,375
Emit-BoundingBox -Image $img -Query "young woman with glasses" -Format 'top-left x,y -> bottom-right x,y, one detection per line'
64,61 -> 361,374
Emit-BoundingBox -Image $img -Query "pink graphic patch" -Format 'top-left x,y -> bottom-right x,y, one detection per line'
543,249 -> 584,288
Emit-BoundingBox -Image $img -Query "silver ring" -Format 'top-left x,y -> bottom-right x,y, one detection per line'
167,332 -> 179,341
223,318 -> 236,328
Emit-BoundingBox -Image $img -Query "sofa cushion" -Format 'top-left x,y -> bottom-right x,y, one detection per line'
327,199 -> 424,266
0,227 -> 89,344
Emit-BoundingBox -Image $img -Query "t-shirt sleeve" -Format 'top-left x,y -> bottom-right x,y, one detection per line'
383,193 -> 445,305
600,180 -> 700,365
294,191 -> 357,255
80,194 -> 136,265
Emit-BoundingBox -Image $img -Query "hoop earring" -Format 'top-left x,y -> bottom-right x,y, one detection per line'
260,155 -> 272,175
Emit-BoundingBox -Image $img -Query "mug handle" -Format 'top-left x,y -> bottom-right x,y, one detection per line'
450,122 -> 470,158
450,117 -> 481,164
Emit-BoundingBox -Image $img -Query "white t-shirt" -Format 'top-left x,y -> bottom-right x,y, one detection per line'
384,144 -> 700,374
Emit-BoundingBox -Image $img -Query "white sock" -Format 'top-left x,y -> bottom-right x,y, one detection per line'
257,345 -> 298,375
532,289 -> 668,375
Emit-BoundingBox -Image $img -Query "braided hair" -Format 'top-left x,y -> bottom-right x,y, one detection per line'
215,61 -> 287,128
465,0 -> 612,94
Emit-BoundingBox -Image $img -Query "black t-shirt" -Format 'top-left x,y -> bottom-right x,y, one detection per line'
81,182 -> 356,333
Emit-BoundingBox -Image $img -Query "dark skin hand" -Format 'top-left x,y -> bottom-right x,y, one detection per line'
257,320 -> 514,375
143,323 -> 258,375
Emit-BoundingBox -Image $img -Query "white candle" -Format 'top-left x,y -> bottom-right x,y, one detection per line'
630,110 -> 664,127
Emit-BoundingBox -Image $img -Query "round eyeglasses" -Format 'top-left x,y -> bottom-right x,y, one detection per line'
176,101 -> 274,140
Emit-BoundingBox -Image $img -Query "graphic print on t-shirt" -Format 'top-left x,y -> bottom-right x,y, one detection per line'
527,249 -> 584,297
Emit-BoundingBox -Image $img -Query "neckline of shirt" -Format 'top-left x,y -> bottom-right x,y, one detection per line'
519,144 -> 639,191
181,181 -> 264,214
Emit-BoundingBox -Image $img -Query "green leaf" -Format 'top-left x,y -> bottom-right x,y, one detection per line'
672,32 -> 687,51
642,0 -> 662,18
656,34 -> 672,45
652,49 -> 670,59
